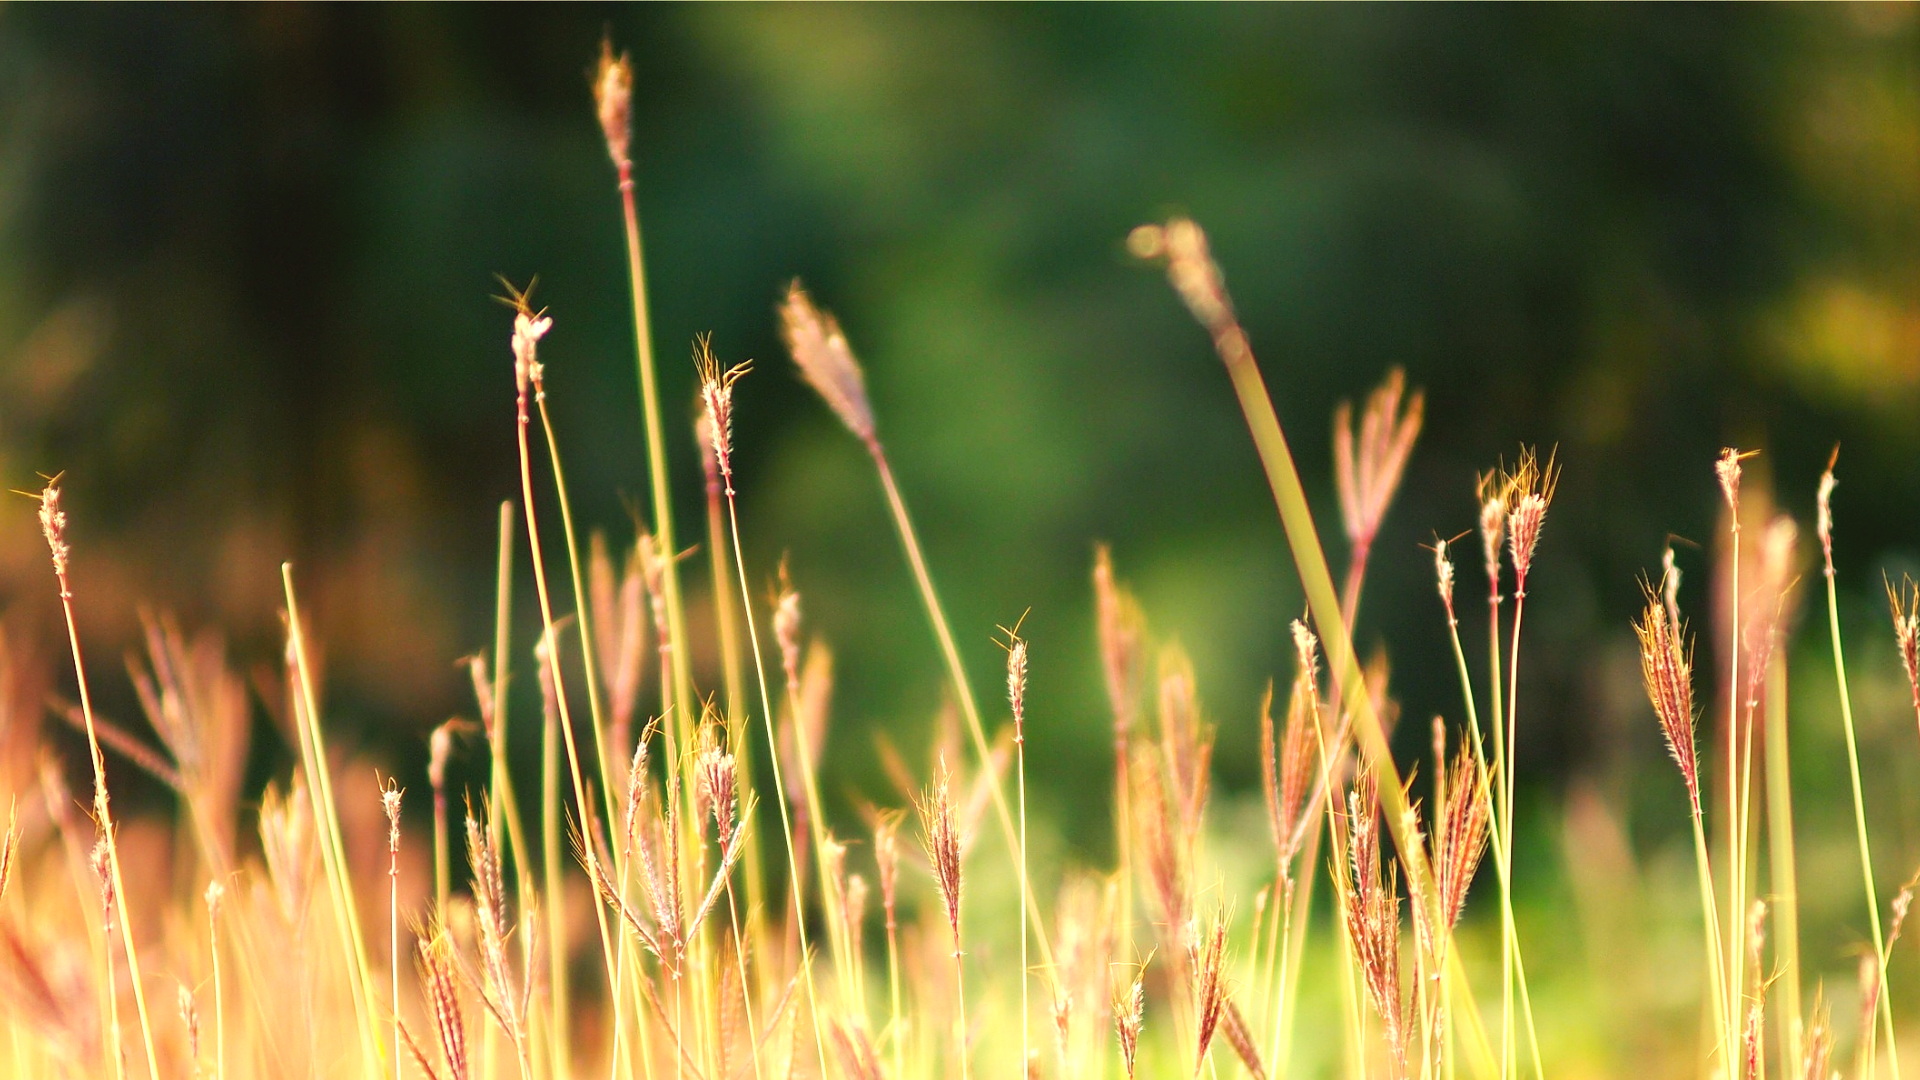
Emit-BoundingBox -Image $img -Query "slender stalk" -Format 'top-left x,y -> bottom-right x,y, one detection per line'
281,565 -> 383,1077
38,487 -> 163,1080
207,888 -> 225,1080
1763,657 -> 1803,1077
721,461 -> 832,1080
704,438 -> 763,913
616,159 -> 696,764
1823,539 -> 1899,1079
1724,506 -> 1745,1080
1017,717 -> 1031,1078
1687,807 -> 1733,1073
867,444 -> 1058,970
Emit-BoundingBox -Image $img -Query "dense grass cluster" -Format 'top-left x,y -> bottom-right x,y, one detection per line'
3,39 -> 1918,1080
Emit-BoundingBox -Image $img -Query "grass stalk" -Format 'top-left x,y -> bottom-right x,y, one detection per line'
38,485 -> 163,1080
207,886 -> 226,1080
866,443 -> 1058,970
718,429 -> 832,1080
280,564 -> 383,1077
1763,656 -> 1803,1076
1819,464 -> 1900,1080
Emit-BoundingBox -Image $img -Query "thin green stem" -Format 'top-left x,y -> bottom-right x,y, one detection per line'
280,565 -> 382,1078
1764,658 -> 1803,1077
723,476 -> 831,1080
1825,561 -> 1899,1079
1688,807 -> 1732,1074
867,443 -> 1057,971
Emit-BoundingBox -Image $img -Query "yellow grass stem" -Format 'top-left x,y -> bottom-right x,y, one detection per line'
1763,657 -> 1803,1076
721,462 -> 832,1080
43,515 -> 160,1080
1823,543 -> 1900,1079
705,447 -> 765,915
1687,805 -> 1733,1074
514,391 -> 620,1079
615,160 -> 696,770
865,444 -> 1058,971
280,564 -> 383,1077
207,890 -> 226,1080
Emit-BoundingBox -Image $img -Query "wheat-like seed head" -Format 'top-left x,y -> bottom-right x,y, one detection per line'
1635,574 -> 1700,815
428,721 -> 454,795
1716,447 -> 1756,516
1333,367 -> 1425,552
1817,449 -> 1839,571
1476,469 -> 1506,596
918,761 -> 965,954
1504,447 -> 1558,588
1129,218 -> 1234,337
780,281 -> 875,444
382,780 -> 402,856
1094,545 -> 1144,739
696,336 -> 750,493
37,481 -> 69,584
1114,970 -> 1145,1080
593,38 -> 633,170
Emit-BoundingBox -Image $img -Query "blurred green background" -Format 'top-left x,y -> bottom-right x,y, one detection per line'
2,4 -> 1919,869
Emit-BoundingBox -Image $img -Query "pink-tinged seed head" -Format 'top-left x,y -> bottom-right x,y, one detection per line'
594,39 -> 633,169
780,282 -> 875,444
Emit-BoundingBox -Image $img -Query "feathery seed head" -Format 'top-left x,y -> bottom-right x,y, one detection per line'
178,983 -> 201,1063
697,733 -> 737,847
1635,575 -> 1700,815
1094,545 -> 1144,737
1114,970 -> 1145,1080
510,304 -> 551,396
918,760 -> 965,953
1476,470 -> 1506,596
204,879 -> 224,918
780,281 -> 875,444
1190,909 -> 1231,1077
874,812 -> 901,929
774,569 -> 803,692
1433,537 -> 1456,611
594,39 -> 633,170
1000,621 -> 1029,740
1716,447 -> 1755,515
1333,368 -> 1425,551
1130,218 -> 1234,336
381,780 -> 402,854
429,720 -> 455,794
695,336 -> 750,492
38,481 -> 69,581
1504,448 -> 1558,588
1890,575 -> 1920,725
1436,747 -> 1490,933
1817,450 -> 1839,569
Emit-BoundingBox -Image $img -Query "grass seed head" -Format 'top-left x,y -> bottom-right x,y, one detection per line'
1189,908 -> 1230,1078
1476,469 -> 1506,595
919,760 -> 965,953
37,480 -> 69,583
1817,449 -> 1838,570
1504,447 -> 1558,589
1635,575 -> 1700,815
428,721 -> 454,795
780,281 -> 875,444
594,38 -> 633,170
1333,367 -> 1424,552
1114,970 -> 1145,1080
1129,218 -> 1234,336
1094,545 -> 1144,738
1888,574 -> 1920,720
696,336 -> 750,493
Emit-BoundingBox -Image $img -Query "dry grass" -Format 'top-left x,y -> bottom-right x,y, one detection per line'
7,39 -> 1920,1080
